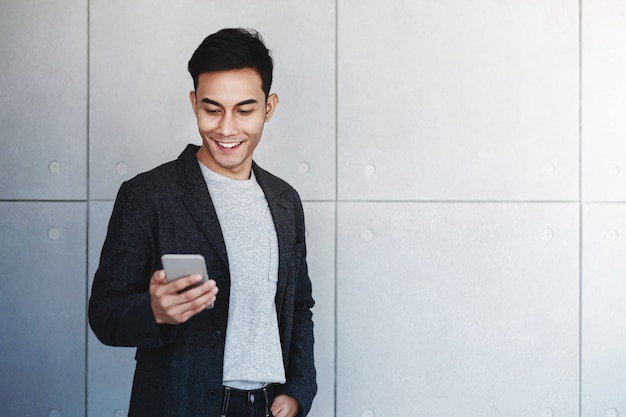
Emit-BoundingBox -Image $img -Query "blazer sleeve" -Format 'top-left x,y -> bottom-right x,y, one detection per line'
89,181 -> 176,348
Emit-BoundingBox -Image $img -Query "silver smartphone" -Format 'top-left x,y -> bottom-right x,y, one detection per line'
161,254 -> 209,283
161,254 -> 212,307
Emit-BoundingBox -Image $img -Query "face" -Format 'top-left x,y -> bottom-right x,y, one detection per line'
190,68 -> 278,180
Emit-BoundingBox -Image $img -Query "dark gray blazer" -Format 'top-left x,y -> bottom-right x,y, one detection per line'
89,144 -> 316,417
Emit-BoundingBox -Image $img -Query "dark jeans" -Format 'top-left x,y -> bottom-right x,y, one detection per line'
220,386 -> 273,417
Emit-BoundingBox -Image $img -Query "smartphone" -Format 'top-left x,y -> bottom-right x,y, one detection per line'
161,254 -> 212,306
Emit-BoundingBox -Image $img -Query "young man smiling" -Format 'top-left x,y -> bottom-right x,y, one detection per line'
191,67 -> 278,180
89,28 -> 316,417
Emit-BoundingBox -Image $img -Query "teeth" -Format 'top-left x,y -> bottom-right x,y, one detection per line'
219,141 -> 241,149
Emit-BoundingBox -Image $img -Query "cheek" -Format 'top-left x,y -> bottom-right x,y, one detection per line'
241,117 -> 266,136
196,116 -> 217,132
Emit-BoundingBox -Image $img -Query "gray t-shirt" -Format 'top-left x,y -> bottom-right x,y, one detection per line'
199,162 -> 285,390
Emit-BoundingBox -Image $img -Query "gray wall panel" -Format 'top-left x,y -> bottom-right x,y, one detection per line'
303,202 -> 336,417
0,202 -> 86,416
581,0 -> 626,201
0,0 -> 87,200
337,202 -> 579,416
582,204 -> 626,415
88,201 -> 135,417
338,0 -> 579,201
89,0 -> 335,201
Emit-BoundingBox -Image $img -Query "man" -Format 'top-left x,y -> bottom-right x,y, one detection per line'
89,28 -> 316,417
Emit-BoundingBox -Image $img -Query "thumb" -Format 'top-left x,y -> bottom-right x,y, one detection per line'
151,269 -> 167,284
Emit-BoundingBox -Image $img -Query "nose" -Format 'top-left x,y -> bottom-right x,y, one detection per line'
216,112 -> 239,137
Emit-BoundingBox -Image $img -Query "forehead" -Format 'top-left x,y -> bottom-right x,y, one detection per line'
196,68 -> 264,99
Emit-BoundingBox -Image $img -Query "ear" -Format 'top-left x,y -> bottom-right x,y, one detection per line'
264,93 -> 279,122
189,91 -> 197,112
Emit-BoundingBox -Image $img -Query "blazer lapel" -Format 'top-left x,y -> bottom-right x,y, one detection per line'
253,163 -> 296,309
176,145 -> 229,269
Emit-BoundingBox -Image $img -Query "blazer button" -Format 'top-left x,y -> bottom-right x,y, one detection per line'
212,330 -> 222,339
208,390 -> 219,399
218,278 -> 226,286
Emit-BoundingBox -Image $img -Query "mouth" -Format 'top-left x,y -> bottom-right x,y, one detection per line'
216,141 -> 243,150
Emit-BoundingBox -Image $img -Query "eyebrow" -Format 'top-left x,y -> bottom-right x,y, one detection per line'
200,98 -> 259,107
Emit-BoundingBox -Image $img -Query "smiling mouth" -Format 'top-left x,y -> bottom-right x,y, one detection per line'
217,141 -> 243,149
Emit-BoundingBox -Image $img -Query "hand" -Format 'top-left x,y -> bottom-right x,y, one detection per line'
149,269 -> 218,324
270,395 -> 300,417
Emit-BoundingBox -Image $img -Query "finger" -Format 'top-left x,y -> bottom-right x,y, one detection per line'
270,402 -> 283,417
180,282 -> 218,309
271,407 -> 287,417
166,292 -> 215,322
173,278 -> 217,299
270,396 -> 298,417
150,269 -> 167,284
152,278 -> 218,324
150,270 -> 171,300
165,280 -> 216,309
167,274 -> 206,293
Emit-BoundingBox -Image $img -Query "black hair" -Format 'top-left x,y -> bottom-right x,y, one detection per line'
187,28 -> 274,98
